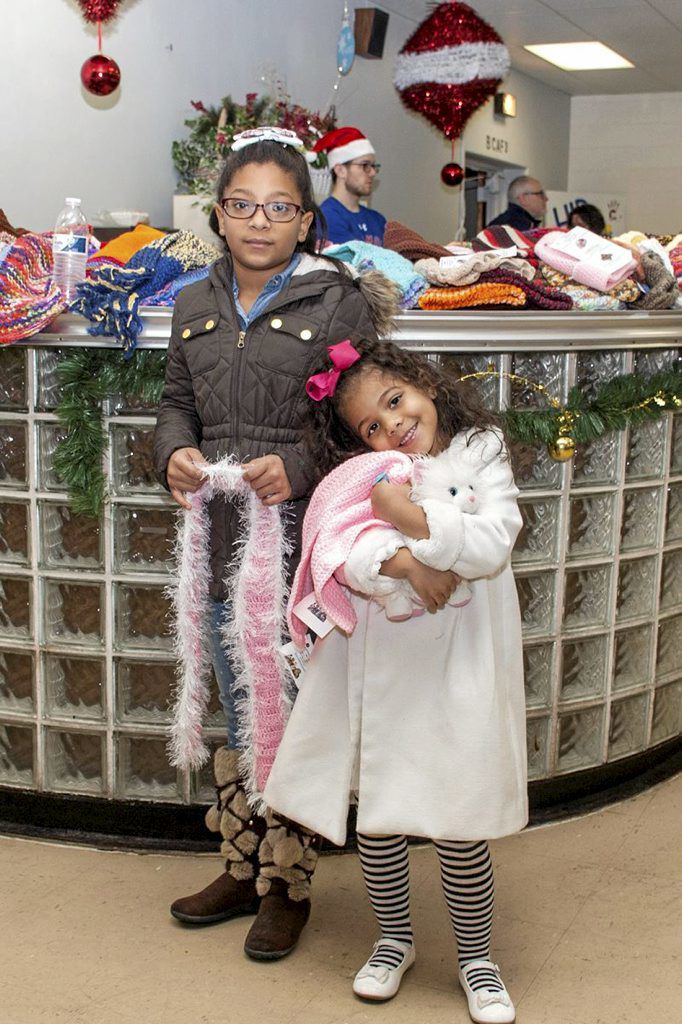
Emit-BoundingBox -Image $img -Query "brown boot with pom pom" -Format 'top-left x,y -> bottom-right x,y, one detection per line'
243,812 -> 319,959
170,749 -> 264,925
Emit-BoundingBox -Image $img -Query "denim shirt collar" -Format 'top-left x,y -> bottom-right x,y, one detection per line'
232,252 -> 302,329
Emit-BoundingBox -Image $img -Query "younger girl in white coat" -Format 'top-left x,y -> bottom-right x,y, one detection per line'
264,339 -> 527,1023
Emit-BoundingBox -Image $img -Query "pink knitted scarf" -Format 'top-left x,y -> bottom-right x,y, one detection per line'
168,459 -> 292,807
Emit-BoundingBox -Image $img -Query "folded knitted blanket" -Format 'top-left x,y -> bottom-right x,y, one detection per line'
288,451 -> 414,648
383,220 -> 453,262
142,266 -> 212,307
325,240 -> 428,309
415,251 -> 535,286
89,223 -> 167,265
555,286 -> 625,311
540,263 -> 639,304
478,269 -> 574,309
535,228 -> 637,292
472,225 -> 536,259
0,233 -> 66,344
418,283 -> 527,310
74,230 -> 221,355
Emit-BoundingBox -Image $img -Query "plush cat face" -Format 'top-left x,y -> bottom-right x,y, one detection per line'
411,449 -> 479,513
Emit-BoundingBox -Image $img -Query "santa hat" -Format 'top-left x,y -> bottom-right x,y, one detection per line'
312,127 -> 375,168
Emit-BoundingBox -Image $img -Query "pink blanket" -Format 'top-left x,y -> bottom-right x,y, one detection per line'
288,451 -> 413,646
535,228 -> 637,292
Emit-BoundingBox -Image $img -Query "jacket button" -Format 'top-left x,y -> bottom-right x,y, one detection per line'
205,319 -> 215,330
299,328 -> 312,340
271,318 -> 283,329
181,328 -> 191,339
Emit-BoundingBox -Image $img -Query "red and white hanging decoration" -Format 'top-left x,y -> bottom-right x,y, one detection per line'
77,0 -> 122,96
394,1 -> 509,184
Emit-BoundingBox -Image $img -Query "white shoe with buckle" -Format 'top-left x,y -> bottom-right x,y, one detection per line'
352,938 -> 415,1001
458,960 -> 515,1023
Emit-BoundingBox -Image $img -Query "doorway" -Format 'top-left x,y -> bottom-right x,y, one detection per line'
463,154 -> 526,239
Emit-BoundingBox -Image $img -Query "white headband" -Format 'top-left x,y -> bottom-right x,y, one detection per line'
231,127 -> 306,153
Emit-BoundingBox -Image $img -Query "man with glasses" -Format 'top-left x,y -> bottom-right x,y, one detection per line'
487,174 -> 548,231
313,127 -> 387,245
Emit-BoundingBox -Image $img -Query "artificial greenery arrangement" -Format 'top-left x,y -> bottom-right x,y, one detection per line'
54,350 -> 166,517
54,351 -> 681,519
461,366 -> 682,461
172,91 -> 336,204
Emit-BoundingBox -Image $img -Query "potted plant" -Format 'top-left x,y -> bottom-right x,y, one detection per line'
172,91 -> 336,240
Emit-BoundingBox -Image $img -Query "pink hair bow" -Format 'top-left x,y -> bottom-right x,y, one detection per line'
306,339 -> 361,401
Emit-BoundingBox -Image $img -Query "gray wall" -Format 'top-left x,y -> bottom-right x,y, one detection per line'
2,0 -> 571,241
569,92 -> 682,233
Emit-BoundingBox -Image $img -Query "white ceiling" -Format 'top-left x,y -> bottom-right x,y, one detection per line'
382,0 -> 682,94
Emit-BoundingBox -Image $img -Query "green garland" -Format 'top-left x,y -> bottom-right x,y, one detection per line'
53,351 -> 681,517
54,349 -> 167,517
503,366 -> 682,446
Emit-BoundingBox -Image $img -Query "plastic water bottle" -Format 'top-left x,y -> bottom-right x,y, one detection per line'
52,198 -> 90,303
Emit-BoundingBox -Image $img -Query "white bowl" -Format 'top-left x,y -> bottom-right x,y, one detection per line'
93,209 -> 150,227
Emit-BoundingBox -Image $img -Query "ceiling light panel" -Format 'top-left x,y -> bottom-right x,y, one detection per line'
524,41 -> 634,70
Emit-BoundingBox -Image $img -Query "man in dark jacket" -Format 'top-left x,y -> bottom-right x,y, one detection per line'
154,248 -> 397,958
487,175 -> 548,231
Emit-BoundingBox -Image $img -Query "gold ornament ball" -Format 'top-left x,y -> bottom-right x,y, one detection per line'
548,436 -> 576,462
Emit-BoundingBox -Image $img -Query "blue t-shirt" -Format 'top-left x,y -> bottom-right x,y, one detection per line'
320,196 -> 386,246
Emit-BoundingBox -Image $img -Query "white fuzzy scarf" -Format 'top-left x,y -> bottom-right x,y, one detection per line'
167,459 -> 293,807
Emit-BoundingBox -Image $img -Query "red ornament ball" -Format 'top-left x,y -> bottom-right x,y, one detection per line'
441,162 -> 464,187
81,53 -> 121,96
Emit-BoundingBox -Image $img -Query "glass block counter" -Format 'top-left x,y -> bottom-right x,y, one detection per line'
0,309 -> 680,846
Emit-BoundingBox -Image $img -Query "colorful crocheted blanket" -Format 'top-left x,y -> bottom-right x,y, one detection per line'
0,233 -> 66,344
74,230 -> 220,356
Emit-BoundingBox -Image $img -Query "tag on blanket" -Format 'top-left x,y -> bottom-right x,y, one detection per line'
439,246 -> 517,268
552,227 -> 633,271
279,637 -> 314,688
292,593 -> 337,638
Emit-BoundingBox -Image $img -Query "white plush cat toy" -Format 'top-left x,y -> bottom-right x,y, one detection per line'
361,446 -> 480,622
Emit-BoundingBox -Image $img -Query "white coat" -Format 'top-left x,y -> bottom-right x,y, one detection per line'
264,430 -> 529,846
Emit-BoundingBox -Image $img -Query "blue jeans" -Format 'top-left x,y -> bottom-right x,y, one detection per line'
209,599 -> 244,748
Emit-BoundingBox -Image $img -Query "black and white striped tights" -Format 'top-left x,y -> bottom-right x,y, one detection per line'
356,833 -> 502,993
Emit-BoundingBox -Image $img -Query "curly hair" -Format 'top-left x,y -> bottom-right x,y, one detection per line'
306,338 -> 502,480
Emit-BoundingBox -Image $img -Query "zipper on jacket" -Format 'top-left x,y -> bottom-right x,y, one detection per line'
230,282 -> 340,450
232,325 -> 246,447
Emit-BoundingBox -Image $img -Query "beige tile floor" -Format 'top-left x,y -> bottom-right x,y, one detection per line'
2,772 -> 680,1024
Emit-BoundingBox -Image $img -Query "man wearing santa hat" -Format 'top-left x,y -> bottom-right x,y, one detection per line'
313,127 -> 387,246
